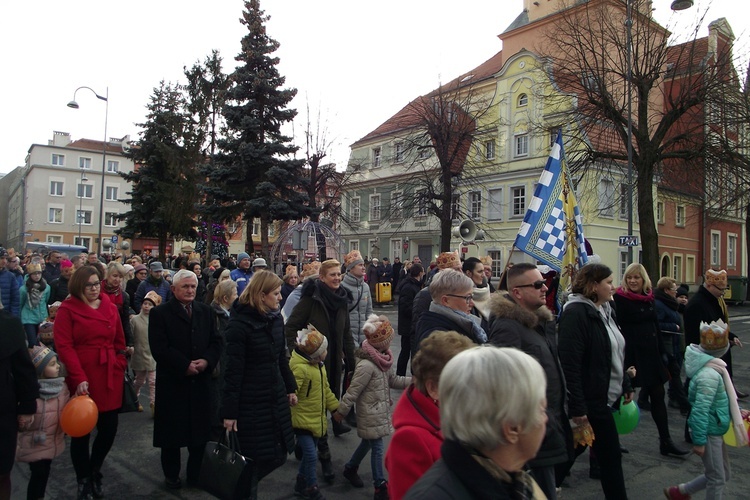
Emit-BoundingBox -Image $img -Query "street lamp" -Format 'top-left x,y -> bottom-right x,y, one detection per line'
671,0 -> 694,11
77,169 -> 89,242
67,86 -> 108,256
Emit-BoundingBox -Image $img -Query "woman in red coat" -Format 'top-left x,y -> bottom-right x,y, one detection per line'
385,330 -> 474,499
55,266 -> 127,500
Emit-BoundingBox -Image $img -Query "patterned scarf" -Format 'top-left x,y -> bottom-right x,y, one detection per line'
472,452 -> 545,499
102,280 -> 123,310
26,277 -> 47,309
361,339 -> 394,372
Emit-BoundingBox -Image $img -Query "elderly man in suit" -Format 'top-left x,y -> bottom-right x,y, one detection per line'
149,270 -> 224,490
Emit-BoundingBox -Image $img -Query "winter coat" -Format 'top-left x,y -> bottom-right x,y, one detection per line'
386,385 -> 443,500
20,282 -> 50,325
209,302 -> 232,431
150,298 -> 223,448
16,379 -> 70,462
125,277 -> 142,303
341,273 -> 373,346
613,292 -> 669,387
42,262 -> 60,285
685,345 -> 731,445
336,347 -> 410,440
290,350 -> 339,438
133,277 -> 172,314
0,268 -> 20,317
367,264 -> 381,292
0,311 -> 38,435
281,284 -> 303,321
102,288 -> 134,347
230,267 -> 253,296
558,298 -> 632,419
55,293 -> 127,412
129,313 -> 156,371
654,291 -> 685,354
284,279 -> 355,398
397,277 -> 422,337
280,282 -> 296,309
415,309 -> 483,348
221,303 -> 295,460
488,293 -> 570,467
411,288 -> 432,338
683,285 -> 737,371
48,276 -> 70,304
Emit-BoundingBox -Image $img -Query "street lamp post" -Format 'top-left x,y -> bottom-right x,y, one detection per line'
77,168 -> 88,242
67,86 -> 108,256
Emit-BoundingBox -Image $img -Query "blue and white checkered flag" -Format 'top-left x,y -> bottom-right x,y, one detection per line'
513,131 -> 588,272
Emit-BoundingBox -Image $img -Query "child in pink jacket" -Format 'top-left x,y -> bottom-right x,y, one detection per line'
16,345 -> 70,500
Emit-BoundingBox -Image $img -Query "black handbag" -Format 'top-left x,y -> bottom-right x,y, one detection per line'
199,431 -> 254,500
120,369 -> 139,413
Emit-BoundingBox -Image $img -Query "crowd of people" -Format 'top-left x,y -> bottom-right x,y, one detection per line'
1,243 -> 747,500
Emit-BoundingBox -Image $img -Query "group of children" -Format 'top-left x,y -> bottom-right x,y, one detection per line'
290,314 -> 410,500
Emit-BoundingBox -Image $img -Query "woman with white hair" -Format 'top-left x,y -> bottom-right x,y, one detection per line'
405,346 -> 548,499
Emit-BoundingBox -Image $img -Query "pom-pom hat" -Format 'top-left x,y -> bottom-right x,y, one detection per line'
296,325 -> 328,360
30,345 -> 57,377
344,250 -> 364,272
363,314 -> 394,350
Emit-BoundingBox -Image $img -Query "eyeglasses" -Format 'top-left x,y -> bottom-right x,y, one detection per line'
515,280 -> 546,290
84,281 -> 101,289
445,293 -> 474,304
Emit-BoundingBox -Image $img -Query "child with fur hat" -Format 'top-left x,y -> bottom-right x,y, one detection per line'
16,345 -> 71,500
20,263 -> 51,347
665,320 -> 750,499
129,291 -> 161,415
290,326 -> 341,500
334,314 -> 411,499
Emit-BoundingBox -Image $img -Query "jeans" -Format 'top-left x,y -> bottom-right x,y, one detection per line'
346,438 -> 385,486
683,434 -> 731,499
297,434 -> 319,487
23,324 -> 39,347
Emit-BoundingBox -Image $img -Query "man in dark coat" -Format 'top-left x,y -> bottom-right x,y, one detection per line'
42,251 -> 62,284
391,256 -> 403,291
48,259 -> 74,304
396,263 -> 423,376
134,261 -> 172,313
149,270 -> 223,489
487,262 -> 571,499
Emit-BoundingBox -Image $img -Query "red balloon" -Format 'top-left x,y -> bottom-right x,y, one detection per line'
61,395 -> 99,437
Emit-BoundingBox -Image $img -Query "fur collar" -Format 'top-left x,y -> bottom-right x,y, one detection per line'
488,292 -> 553,329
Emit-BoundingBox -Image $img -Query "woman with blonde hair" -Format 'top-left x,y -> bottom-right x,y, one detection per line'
221,271 -> 297,499
102,262 -> 134,350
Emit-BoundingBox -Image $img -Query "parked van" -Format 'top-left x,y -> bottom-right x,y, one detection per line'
24,242 -> 89,255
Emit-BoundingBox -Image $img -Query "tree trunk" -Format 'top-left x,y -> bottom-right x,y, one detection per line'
245,217 -> 255,255
158,232 -> 168,265
205,220 -> 213,263
636,166 -> 659,277
260,214 -> 270,257
439,170 -> 454,252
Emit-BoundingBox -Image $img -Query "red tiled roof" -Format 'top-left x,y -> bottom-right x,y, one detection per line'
67,138 -> 125,155
665,37 -> 709,76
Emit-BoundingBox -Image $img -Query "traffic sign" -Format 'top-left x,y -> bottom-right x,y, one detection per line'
619,235 -> 639,247
111,235 -> 119,244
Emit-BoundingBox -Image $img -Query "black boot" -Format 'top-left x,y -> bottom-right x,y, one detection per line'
588,455 -> 601,480
91,470 -> 104,498
660,438 -> 690,457
321,458 -> 335,484
77,479 -> 94,500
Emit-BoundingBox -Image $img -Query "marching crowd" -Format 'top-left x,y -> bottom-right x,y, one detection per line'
1,244 -> 748,500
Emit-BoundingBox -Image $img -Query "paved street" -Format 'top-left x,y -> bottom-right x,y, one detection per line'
11,301 -> 750,499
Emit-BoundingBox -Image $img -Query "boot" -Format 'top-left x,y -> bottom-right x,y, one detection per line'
343,464 -> 364,488
660,438 -> 690,457
294,474 -> 306,496
332,418 -> 351,436
300,484 -> 325,500
91,470 -> 104,498
321,458 -> 335,484
374,480 -> 389,500
664,485 -> 691,499
77,479 -> 94,500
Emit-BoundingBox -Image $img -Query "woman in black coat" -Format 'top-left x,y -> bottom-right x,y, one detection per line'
222,271 -> 297,500
613,263 -> 688,457
396,264 -> 423,376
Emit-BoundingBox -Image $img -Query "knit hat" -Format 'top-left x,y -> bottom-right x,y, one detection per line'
29,345 -> 57,378
296,325 -> 328,360
344,250 -> 364,272
134,264 -> 148,274
60,259 -> 73,269
705,269 -> 727,290
699,319 -> 729,357
27,263 -> 43,274
436,251 -> 461,270
363,314 -> 394,351
252,258 -> 267,269
123,264 -> 134,274
237,252 -> 251,263
301,261 -> 321,280
676,285 -> 689,298
143,291 -> 162,307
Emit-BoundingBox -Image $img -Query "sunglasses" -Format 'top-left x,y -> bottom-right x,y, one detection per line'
515,280 -> 546,290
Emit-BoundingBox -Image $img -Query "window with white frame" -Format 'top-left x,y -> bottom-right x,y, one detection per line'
74,237 -> 91,248
676,205 -> 686,227
484,140 -> 495,160
488,188 -> 503,220
107,160 -> 119,173
728,233 -> 737,268
417,190 -> 428,217
514,134 -> 529,157
619,183 -> 629,219
418,148 -> 430,160
76,210 -> 93,225
51,154 -> 65,166
686,256 -> 696,283
511,186 -> 526,217
50,181 -> 64,196
488,250 -> 502,278
252,220 -> 260,236
105,186 -> 118,201
46,235 -> 62,244
77,183 -> 93,199
350,198 -> 360,222
372,147 -> 381,168
469,191 -> 482,219
711,231 -> 721,266
673,255 -> 682,281
656,201 -> 665,224
369,195 -> 381,221
619,251 -> 629,282
392,239 -> 402,261
349,240 -> 359,252
48,207 -> 63,223
391,191 -> 403,219
79,157 -> 92,169
269,225 -> 275,237
598,178 -> 615,217
394,143 -> 405,163
104,212 -> 118,227
517,93 -> 528,107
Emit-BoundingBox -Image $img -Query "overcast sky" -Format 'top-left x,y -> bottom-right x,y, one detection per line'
0,0 -> 746,175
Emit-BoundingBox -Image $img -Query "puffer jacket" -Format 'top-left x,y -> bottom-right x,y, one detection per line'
336,347 -> 410,439
341,273 -> 373,346
0,268 -> 20,317
16,378 -> 70,462
129,313 -> 156,371
685,344 -> 730,445
20,282 -> 51,325
290,350 -> 339,438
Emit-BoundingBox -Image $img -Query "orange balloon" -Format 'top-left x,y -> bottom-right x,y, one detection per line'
61,395 -> 99,437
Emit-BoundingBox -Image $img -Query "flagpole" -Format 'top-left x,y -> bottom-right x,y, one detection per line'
498,246 -> 519,291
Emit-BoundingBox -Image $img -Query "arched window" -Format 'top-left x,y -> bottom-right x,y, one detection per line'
517,93 -> 528,107
661,255 -> 671,278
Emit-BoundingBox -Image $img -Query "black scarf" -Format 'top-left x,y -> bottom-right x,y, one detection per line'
316,280 -> 349,312
654,289 -> 679,311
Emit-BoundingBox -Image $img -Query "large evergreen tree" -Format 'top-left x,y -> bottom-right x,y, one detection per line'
207,0 -> 309,257
119,81 -> 200,260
